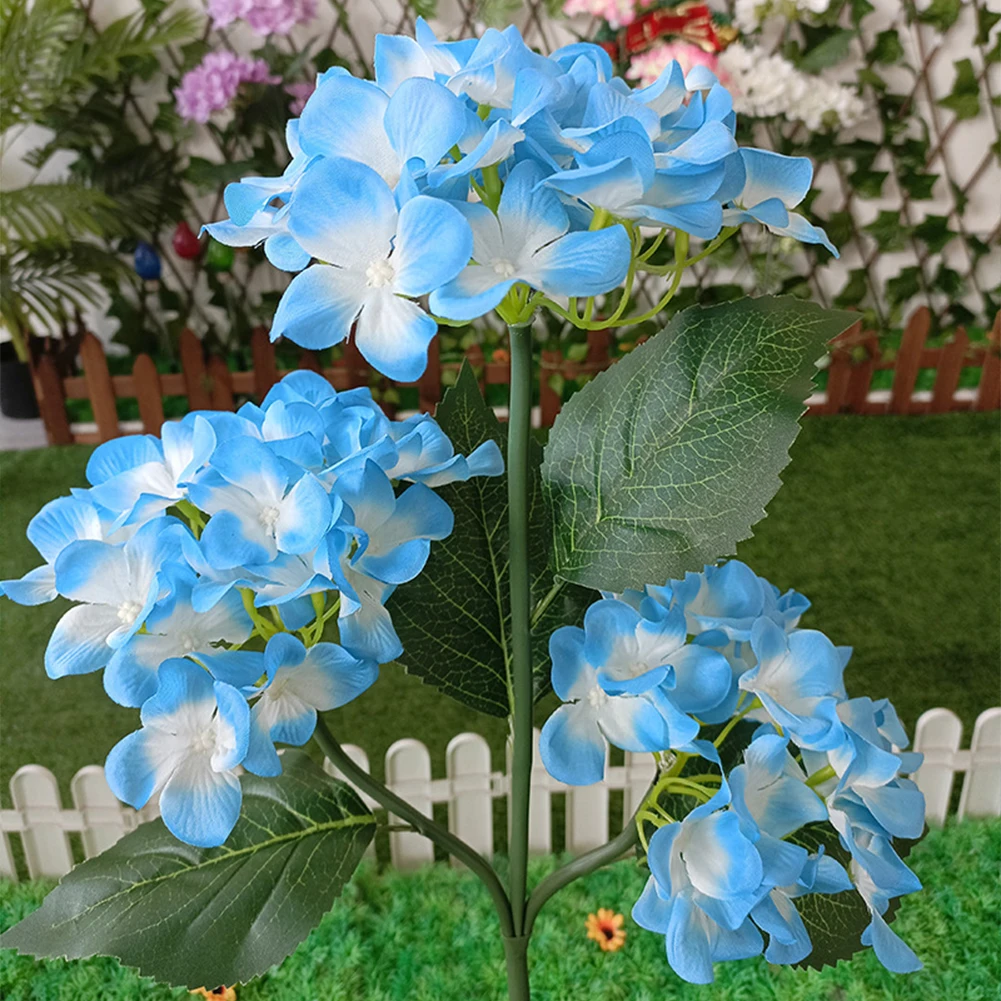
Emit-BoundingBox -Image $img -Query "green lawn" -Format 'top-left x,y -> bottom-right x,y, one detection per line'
1,818 -> 998,1000
1,413 -> 998,808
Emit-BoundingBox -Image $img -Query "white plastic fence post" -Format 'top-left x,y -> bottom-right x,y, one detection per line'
385,738 -> 435,869
565,744 -> 610,855
0,825 -> 16,881
324,744 -> 376,859
446,732 -> 493,864
506,729 -> 552,855
10,765 -> 74,879
913,707 -> 963,824
71,766 -> 130,858
958,707 -> 1001,820
622,751 -> 657,829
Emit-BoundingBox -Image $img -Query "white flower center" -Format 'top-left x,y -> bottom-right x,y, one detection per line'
492,258 -> 517,278
180,634 -> 198,653
365,258 -> 396,288
259,505 -> 281,530
189,728 -> 217,754
117,600 -> 143,625
586,686 -> 609,711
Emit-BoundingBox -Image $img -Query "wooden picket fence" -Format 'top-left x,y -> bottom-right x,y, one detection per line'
29,306 -> 1001,446
1,706 -> 998,881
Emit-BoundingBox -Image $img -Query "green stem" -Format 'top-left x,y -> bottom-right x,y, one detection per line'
507,321 -> 535,944
313,719 -> 514,937
502,937 -> 531,1001
713,697 -> 762,748
806,764 -> 837,789
530,580 -> 564,629
524,777 -> 655,935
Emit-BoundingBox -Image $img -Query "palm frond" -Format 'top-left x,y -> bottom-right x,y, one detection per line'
0,0 -> 201,131
0,240 -> 130,333
1,183 -> 126,244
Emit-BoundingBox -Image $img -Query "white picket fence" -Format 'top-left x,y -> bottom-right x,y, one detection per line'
1,707 -> 998,882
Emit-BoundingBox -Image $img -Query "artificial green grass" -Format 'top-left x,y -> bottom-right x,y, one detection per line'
1,818 -> 998,999
1,413 -> 998,806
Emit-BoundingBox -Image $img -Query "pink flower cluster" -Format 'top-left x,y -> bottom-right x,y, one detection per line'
562,0 -> 637,30
626,41 -> 722,89
207,0 -> 316,36
285,81 -> 315,116
174,52 -> 280,124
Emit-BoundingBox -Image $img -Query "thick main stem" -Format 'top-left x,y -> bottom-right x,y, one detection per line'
506,321 -> 535,955
313,718 -> 514,937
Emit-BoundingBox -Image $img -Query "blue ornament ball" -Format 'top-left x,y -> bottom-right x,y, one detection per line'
133,241 -> 161,281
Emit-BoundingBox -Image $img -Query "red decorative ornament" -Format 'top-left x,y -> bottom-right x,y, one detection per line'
601,2 -> 739,62
172,220 -> 202,260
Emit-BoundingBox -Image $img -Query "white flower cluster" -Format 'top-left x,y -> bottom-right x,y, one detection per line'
734,0 -> 832,33
720,43 -> 867,131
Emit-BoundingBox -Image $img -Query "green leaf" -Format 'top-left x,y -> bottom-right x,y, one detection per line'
184,156 -> 265,193
898,170 -> 939,200
823,211 -> 855,248
932,264 -> 964,297
913,214 -> 956,253
849,0 -> 875,24
886,266 -> 923,307
863,210 -> 912,252
0,752 -> 375,989
388,362 -> 593,717
938,58 -> 981,121
542,297 -> 855,593
786,823 -> 876,969
871,29 -> 904,65
977,6 -> 1001,44
916,0 -> 961,30
849,167 -> 888,199
798,29 -> 855,73
834,269 -> 869,309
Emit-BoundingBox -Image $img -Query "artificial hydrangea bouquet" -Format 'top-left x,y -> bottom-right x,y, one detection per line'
1,21 -> 924,999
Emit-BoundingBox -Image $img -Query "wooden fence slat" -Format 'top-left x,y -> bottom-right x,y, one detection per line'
823,321 -> 863,416
566,744 -> 610,855
845,333 -> 879,413
889,307 -> 930,415
385,738 -> 435,869
71,765 -> 130,859
343,337 -> 368,390
10,765 -> 74,878
586,328 -> 612,367
79,332 -> 119,441
207,355 -> 235,411
132,353 -> 165,433
299,349 -> 322,373
419,336 -> 441,414
913,707 -> 963,824
974,312 -> 1001,411
464,343 -> 486,396
824,354 -> 851,415
251,327 -> 279,400
179,328 -> 211,411
539,349 -> 563,428
446,732 -> 493,863
34,353 -> 73,445
930,328 -> 969,413
958,707 -> 1001,820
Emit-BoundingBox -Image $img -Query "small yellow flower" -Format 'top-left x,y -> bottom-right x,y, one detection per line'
190,987 -> 236,1001
585,907 -> 627,952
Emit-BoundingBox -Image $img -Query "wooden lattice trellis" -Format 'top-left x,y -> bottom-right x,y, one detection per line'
64,1 -> 1001,357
